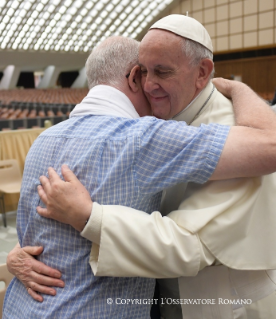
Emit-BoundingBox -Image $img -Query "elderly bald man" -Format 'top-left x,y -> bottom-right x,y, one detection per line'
7,15 -> 276,319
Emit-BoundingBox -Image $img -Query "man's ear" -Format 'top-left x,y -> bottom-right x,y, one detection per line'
128,65 -> 140,93
195,59 -> 214,89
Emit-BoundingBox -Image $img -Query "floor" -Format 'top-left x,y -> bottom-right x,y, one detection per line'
0,211 -> 17,290
0,211 -> 18,265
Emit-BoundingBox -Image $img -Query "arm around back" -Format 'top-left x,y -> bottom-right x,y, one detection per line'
211,78 -> 276,180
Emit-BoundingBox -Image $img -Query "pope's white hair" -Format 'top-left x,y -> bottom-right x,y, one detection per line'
181,38 -> 215,79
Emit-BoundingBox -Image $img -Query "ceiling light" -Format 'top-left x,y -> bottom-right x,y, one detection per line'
47,4 -> 55,13
59,5 -> 67,14
95,2 -> 104,10
64,0 -> 72,7
68,7 -> 77,15
74,0 -> 83,8
0,0 -> 6,8
49,20 -> 56,27
22,24 -> 29,32
63,13 -> 71,22
80,8 -> 88,16
15,16 -> 22,24
71,21 -> 77,28
3,15 -> 10,23
106,4 -> 114,12
119,12 -> 127,20
75,15 -> 82,22
36,3 -> 44,11
24,2 -> 32,10
43,11 -> 50,19
0,0 -> 172,54
89,9 -> 97,17
52,0 -> 61,6
38,19 -> 45,27
125,6 -> 132,14
7,8 -> 14,16
114,19 -> 121,26
31,10 -> 39,19
95,17 -> 102,24
44,26 -> 51,33
84,16 -> 91,24
110,11 -> 117,19
85,2 -> 93,9
54,12 -> 61,20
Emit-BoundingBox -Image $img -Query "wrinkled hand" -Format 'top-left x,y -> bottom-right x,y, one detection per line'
212,77 -> 239,99
37,164 -> 92,232
7,243 -> 64,302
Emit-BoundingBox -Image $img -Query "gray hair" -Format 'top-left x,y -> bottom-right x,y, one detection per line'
85,36 -> 139,89
181,38 -> 215,79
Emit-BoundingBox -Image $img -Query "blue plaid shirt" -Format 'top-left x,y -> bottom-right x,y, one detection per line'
4,115 -> 229,319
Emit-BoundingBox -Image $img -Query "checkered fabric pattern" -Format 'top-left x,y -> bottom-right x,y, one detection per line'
3,115 -> 229,319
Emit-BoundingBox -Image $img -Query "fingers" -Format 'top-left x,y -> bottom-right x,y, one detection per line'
36,206 -> 49,218
37,185 -> 48,205
27,287 -> 44,302
212,78 -> 232,99
22,246 -> 62,279
48,167 -> 62,184
22,245 -> 43,257
28,270 -> 64,288
61,164 -> 78,183
39,175 -> 51,198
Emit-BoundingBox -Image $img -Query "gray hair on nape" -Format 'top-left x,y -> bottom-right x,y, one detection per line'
181,38 -> 215,79
85,36 -> 140,89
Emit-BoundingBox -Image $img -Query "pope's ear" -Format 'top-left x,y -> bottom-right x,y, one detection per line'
127,65 -> 140,93
196,58 -> 214,90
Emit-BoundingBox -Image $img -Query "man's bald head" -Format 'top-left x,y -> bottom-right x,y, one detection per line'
86,36 -> 139,89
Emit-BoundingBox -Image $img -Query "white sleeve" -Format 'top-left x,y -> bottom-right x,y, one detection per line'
81,204 -> 215,278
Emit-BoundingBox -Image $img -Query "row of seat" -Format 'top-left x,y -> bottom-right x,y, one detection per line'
0,101 -> 76,130
0,103 -> 75,119
0,116 -> 68,131
0,88 -> 88,106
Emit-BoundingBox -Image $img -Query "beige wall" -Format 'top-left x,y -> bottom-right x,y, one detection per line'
169,0 -> 276,53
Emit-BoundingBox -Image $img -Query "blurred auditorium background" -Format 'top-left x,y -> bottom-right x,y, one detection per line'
0,0 -> 276,267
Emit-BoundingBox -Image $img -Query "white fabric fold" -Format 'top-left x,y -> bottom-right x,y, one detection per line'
70,85 -> 140,119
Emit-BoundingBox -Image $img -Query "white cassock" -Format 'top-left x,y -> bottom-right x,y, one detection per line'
82,81 -> 276,319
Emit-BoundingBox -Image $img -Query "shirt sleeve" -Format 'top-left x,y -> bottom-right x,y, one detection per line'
81,203 -> 215,278
135,119 -> 230,194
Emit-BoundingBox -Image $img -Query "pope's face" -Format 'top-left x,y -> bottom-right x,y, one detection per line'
139,30 -> 199,120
